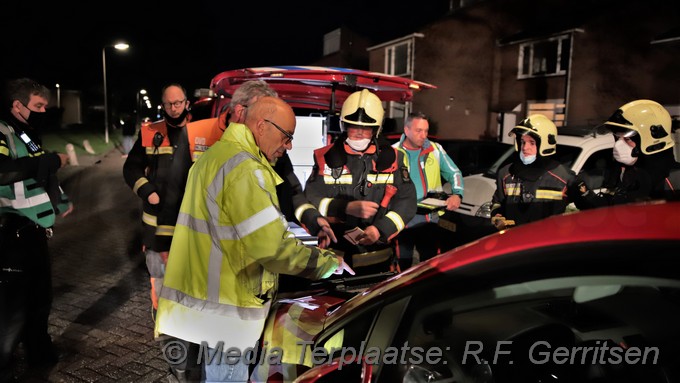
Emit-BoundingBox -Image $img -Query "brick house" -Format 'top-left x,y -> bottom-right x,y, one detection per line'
364,0 -> 679,141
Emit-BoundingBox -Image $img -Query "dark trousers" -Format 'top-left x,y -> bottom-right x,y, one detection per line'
0,214 -> 54,381
395,221 -> 443,271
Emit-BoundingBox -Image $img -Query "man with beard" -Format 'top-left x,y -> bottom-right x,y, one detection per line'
1,78 -> 72,380
491,114 -> 576,229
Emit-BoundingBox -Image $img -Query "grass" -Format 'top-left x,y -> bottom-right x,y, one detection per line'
42,127 -> 123,156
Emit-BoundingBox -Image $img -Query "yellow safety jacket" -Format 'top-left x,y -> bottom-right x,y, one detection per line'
155,123 -> 339,349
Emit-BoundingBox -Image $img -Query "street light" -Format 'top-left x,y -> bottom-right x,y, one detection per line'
55,83 -> 61,108
102,42 -> 129,144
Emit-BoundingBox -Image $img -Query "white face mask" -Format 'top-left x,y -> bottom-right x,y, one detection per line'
613,138 -> 637,166
519,152 -> 536,165
345,137 -> 371,151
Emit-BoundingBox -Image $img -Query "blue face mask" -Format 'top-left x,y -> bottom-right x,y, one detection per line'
519,152 -> 536,165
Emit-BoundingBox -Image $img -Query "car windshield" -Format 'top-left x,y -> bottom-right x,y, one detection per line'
483,144 -> 583,179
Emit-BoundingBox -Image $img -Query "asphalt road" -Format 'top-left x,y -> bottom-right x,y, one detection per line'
9,151 -> 171,382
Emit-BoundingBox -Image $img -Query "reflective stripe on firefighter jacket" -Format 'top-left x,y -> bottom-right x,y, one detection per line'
154,122 -> 339,349
0,121 -> 68,228
122,119 -> 193,251
491,158 -> 576,226
393,135 -> 464,215
304,139 -> 417,248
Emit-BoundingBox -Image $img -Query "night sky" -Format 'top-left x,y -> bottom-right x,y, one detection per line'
1,1 -> 449,113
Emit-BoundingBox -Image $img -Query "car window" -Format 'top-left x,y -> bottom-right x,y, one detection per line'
380,243 -> 680,383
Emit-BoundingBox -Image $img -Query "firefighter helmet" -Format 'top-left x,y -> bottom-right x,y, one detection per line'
603,99 -> 674,155
340,89 -> 384,135
511,114 -> 558,156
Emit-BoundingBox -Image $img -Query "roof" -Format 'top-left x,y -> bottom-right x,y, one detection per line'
209,66 -> 436,112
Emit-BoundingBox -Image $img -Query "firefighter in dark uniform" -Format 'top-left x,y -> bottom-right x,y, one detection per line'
491,114 -> 576,229
1,78 -> 72,379
122,84 -> 197,381
574,99 -> 679,208
303,89 -> 416,274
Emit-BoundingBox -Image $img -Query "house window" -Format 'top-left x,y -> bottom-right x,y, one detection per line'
323,28 -> 341,56
384,40 -> 413,124
518,35 -> 571,79
385,41 -> 412,77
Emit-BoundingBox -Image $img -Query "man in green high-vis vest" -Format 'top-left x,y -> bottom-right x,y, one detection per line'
0,78 -> 72,380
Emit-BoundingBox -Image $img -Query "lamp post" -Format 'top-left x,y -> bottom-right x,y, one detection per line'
102,42 -> 129,144
136,89 -> 147,125
55,83 -> 61,108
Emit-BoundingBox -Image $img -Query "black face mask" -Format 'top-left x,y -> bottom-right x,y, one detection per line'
163,108 -> 189,127
21,105 -> 49,130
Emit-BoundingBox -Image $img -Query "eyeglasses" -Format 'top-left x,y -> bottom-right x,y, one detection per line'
264,119 -> 293,144
162,99 -> 187,109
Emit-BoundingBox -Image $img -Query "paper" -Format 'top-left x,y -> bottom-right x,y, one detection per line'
343,227 -> 364,245
420,197 -> 448,207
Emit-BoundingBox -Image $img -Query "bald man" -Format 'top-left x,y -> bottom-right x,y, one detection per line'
155,96 -> 351,382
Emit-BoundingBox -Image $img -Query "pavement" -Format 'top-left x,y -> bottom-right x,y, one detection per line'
7,149 -> 172,382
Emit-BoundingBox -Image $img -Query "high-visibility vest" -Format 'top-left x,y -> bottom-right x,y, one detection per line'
0,121 -> 60,228
155,123 -> 339,349
186,113 -> 226,162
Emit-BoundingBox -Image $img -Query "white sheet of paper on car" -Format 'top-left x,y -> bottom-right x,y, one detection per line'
419,198 -> 448,212
287,222 -> 318,246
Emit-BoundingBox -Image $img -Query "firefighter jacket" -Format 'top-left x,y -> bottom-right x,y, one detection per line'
123,119 -> 193,252
393,135 -> 464,218
0,119 -> 69,228
492,156 -> 576,226
154,122 -> 339,349
304,137 -> 417,253
573,150 -> 679,209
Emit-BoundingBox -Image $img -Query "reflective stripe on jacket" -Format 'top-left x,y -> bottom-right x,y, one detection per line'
123,120 -> 193,251
0,121 -> 65,228
393,135 -> 464,199
304,141 -> 417,244
155,122 -> 338,349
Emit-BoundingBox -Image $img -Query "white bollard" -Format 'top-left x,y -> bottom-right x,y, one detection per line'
83,139 -> 96,155
65,143 -> 79,166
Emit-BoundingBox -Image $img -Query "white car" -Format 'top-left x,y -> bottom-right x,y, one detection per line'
441,128 -> 615,246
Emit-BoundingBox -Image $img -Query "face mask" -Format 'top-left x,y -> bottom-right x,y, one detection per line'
519,152 -> 536,165
21,104 -> 48,129
345,137 -> 371,151
613,138 -> 637,166
163,109 -> 189,127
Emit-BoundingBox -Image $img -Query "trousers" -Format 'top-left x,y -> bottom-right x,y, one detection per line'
0,214 -> 55,381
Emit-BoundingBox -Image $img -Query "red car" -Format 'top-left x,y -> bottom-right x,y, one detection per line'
252,200 -> 680,382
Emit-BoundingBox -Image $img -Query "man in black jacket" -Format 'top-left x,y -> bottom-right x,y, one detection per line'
1,78 -> 72,380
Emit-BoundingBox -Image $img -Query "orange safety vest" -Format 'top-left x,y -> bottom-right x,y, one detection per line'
186,113 -> 227,162
140,120 -> 171,148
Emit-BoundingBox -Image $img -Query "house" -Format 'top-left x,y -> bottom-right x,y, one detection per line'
365,0 -> 680,141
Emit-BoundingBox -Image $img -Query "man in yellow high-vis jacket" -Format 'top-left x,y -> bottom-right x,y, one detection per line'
155,96 -> 351,381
